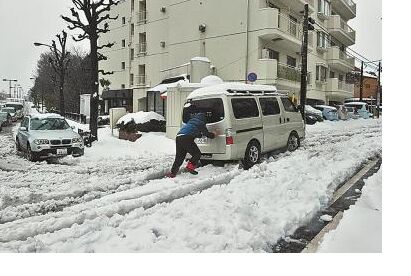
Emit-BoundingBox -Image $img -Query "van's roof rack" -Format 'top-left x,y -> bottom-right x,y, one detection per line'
226,89 -> 288,96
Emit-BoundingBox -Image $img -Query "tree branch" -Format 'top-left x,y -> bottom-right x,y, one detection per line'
97,42 -> 115,50
99,70 -> 114,75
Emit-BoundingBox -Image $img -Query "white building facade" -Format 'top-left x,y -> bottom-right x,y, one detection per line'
100,0 -> 356,111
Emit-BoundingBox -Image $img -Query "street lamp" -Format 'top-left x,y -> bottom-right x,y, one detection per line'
2,78 -> 18,98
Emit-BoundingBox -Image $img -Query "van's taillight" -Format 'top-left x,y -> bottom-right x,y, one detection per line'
226,136 -> 234,145
225,128 -> 234,145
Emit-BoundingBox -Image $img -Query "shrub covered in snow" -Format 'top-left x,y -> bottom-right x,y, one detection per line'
116,112 -> 166,133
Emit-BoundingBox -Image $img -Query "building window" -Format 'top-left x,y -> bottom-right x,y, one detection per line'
131,0 -> 135,11
121,84 -> 125,89
316,65 -> 328,82
130,74 -> 134,86
122,39 -> 126,48
131,24 -> 135,36
317,31 -> 329,48
287,56 -> 297,67
121,62 -> 126,70
138,65 -> 146,84
318,0 -> 331,16
130,48 -> 134,60
122,17 -> 126,25
139,33 -> 147,54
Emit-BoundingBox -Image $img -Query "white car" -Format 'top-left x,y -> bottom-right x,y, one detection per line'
184,83 -> 305,168
16,114 -> 84,161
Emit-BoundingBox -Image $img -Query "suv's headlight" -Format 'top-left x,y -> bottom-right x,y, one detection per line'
72,137 -> 83,143
34,139 -> 49,145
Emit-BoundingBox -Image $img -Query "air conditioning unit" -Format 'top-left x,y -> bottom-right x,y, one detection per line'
261,48 -> 270,59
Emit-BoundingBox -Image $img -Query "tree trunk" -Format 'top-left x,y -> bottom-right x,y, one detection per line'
59,71 -> 65,116
89,36 -> 99,140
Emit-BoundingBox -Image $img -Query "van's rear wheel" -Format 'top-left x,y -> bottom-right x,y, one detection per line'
287,132 -> 300,152
242,141 -> 261,170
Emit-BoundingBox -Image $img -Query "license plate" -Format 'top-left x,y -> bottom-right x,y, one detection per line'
56,148 -> 67,155
195,137 -> 208,144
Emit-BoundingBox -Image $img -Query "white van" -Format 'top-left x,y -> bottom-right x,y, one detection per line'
183,83 -> 305,168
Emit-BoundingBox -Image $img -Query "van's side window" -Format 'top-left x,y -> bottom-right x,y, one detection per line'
259,98 -> 280,116
281,98 -> 298,112
231,98 -> 259,119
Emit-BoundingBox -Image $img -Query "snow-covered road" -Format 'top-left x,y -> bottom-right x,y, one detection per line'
0,119 -> 381,252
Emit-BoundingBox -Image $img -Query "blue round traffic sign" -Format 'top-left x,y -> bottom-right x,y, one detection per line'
247,72 -> 257,82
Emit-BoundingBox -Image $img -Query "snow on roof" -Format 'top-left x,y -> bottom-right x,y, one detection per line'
148,79 -> 189,93
5,102 -> 23,106
314,105 -> 337,110
187,82 -> 278,99
345,102 -> 367,106
190,56 -> 210,63
117,111 -> 165,125
30,113 -> 64,119
200,75 -> 224,85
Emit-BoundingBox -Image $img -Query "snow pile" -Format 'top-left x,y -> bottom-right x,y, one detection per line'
191,56 -> 210,63
200,75 -> 224,85
117,112 -> 165,126
317,168 -> 382,253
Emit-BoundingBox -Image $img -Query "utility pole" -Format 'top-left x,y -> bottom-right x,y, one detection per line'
377,61 -> 381,118
299,4 -> 315,120
2,79 -> 18,98
359,61 -> 364,101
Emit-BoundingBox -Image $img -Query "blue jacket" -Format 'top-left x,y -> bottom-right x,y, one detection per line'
178,113 -> 215,138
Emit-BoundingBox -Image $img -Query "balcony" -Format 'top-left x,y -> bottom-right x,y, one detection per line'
254,59 -> 301,90
331,0 -> 356,20
327,15 -> 355,46
327,46 -> 355,72
326,78 -> 354,100
137,11 -> 147,24
257,8 -> 305,53
136,75 -> 146,86
137,42 -> 147,55
274,0 -> 315,13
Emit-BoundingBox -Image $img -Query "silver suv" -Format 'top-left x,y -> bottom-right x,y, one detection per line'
16,114 -> 84,161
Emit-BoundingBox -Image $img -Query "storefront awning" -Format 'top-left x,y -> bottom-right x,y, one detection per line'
102,89 -> 133,100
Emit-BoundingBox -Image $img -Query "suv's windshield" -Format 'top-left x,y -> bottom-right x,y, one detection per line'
30,118 -> 71,130
183,98 -> 224,124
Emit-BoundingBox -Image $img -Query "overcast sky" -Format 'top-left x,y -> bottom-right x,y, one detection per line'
0,0 -> 382,95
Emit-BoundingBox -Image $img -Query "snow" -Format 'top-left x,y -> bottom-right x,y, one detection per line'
320,214 -> 333,222
317,168 -> 382,253
0,118 -> 381,252
200,75 -> 224,85
117,112 -> 165,125
187,83 -> 278,99
190,56 -> 211,63
314,105 -> 337,110
30,113 -> 64,120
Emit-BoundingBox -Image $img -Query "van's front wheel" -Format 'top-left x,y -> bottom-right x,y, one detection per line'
242,141 -> 261,170
287,132 -> 300,152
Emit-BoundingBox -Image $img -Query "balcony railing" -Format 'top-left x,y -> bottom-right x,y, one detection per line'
137,75 -> 146,85
138,11 -> 147,24
278,62 -> 301,82
138,42 -> 147,54
278,12 -> 303,40
338,80 -> 354,92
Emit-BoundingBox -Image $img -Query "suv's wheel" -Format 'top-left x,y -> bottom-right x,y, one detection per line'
287,132 -> 300,152
26,143 -> 38,162
242,140 -> 261,170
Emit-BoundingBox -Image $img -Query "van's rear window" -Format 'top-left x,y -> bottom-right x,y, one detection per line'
183,98 -> 224,124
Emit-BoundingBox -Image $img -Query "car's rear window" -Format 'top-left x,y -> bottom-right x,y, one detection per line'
182,98 -> 224,124
231,98 -> 260,119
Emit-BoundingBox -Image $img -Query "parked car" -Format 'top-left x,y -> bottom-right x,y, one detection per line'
305,105 -> 324,125
344,102 -> 372,119
1,107 -> 17,122
183,83 -> 305,169
15,114 -> 85,162
5,102 -> 24,119
345,106 -> 359,119
0,111 -> 12,127
313,105 -> 339,121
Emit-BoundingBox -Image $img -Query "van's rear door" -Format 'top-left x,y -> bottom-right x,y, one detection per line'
183,98 -> 226,154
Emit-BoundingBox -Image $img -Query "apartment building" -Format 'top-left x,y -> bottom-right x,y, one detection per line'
99,0 -> 357,113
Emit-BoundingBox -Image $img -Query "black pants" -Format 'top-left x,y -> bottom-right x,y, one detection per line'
171,135 -> 201,174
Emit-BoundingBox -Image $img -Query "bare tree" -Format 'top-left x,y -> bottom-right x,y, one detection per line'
62,0 -> 119,140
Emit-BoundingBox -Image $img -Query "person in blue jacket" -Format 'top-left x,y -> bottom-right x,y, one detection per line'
167,105 -> 215,178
